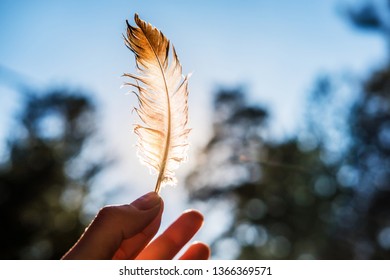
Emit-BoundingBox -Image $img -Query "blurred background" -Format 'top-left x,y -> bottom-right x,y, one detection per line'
1,0 -> 390,259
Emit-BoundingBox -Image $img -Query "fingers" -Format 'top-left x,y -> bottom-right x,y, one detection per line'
62,192 -> 162,260
179,242 -> 210,260
136,210 -> 204,260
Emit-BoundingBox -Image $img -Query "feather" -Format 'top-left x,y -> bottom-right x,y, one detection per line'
123,14 -> 190,193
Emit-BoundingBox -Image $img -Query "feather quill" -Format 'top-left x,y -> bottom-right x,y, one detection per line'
124,14 -> 190,193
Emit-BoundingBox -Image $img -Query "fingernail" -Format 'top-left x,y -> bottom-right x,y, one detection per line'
132,192 -> 161,210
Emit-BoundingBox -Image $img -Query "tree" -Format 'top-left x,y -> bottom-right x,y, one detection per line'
0,89 -> 106,259
186,88 -> 356,259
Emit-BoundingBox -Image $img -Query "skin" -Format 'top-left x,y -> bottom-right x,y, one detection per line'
62,192 -> 210,260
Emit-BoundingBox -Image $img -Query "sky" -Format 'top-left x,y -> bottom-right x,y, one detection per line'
0,0 -> 387,254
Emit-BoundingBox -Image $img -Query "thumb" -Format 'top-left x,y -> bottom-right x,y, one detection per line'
62,192 -> 162,259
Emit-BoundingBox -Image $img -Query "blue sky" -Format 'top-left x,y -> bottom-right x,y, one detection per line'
0,0 -> 386,255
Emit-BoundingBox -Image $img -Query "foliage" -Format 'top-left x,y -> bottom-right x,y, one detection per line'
0,90 -> 105,259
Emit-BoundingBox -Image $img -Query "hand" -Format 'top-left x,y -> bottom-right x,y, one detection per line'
62,192 -> 210,260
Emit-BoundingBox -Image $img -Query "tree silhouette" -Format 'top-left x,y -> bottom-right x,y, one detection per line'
0,89 -> 106,259
186,88 -> 356,259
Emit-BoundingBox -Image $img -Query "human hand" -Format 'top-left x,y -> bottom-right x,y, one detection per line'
62,192 -> 210,260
